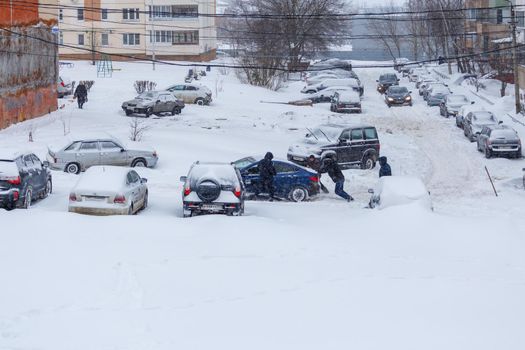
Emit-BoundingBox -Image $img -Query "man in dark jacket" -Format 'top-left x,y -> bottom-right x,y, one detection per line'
257,152 -> 277,200
320,153 -> 353,202
378,156 -> 392,177
307,155 -> 329,193
74,83 -> 88,109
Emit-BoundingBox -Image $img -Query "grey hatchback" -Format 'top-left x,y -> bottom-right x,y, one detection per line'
122,90 -> 184,117
47,135 -> 159,174
477,124 -> 521,158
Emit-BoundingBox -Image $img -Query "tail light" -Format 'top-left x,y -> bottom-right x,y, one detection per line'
233,186 -> 242,198
153,151 -> 158,157
60,81 -> 65,87
114,195 -> 126,204
309,175 -> 319,182
183,184 -> 191,196
69,193 -> 78,201
6,176 -> 21,185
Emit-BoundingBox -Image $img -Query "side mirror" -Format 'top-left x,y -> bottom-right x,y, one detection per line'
120,148 -> 125,152
498,120 -> 503,125
368,188 -> 374,194
42,161 -> 50,168
409,91 -> 412,93
141,178 -> 148,183
376,80 -> 379,82
180,176 -> 187,182
471,101 -> 475,104
156,100 -> 161,104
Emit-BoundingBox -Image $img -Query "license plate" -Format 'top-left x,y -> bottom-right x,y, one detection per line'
293,156 -> 303,161
84,196 -> 106,201
201,204 -> 222,211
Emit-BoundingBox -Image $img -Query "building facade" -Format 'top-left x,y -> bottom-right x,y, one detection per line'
0,0 -> 58,129
58,0 -> 216,61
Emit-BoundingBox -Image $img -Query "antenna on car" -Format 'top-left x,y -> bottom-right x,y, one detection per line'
318,129 -> 332,142
306,128 -> 319,140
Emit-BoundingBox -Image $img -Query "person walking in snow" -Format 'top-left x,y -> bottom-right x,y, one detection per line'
320,153 -> 353,202
74,82 -> 88,109
257,152 -> 277,201
378,156 -> 392,178
307,155 -> 329,193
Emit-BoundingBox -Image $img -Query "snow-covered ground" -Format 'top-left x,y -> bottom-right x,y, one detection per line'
1,60 -> 525,349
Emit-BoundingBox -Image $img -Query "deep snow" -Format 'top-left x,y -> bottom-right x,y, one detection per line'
1,59 -> 525,349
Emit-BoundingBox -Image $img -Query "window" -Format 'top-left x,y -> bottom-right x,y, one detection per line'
517,11 -> 525,28
101,8 -> 108,19
172,5 -> 198,18
350,129 -> 363,141
59,32 -> 63,45
23,155 -> 34,167
170,85 -> 185,91
340,130 -> 350,140
80,142 -> 99,151
274,163 -> 296,173
496,9 -> 503,24
127,171 -> 140,184
100,141 -> 120,149
101,33 -> 109,46
31,155 -> 42,170
149,5 -> 198,19
77,8 -> 84,20
172,30 -> 199,45
123,33 -> 140,45
185,85 -> 197,90
59,8 -> 63,21
65,142 -> 80,151
123,8 -> 140,20
364,128 -> 378,140
247,166 -> 259,175
78,34 -> 85,46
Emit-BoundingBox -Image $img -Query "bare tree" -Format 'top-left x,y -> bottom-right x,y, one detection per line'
367,1 -> 406,60
129,117 -> 150,142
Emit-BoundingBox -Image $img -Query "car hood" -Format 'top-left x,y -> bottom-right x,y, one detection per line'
123,98 -> 155,107
288,139 -> 328,156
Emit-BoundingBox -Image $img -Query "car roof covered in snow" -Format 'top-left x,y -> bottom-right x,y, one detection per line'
375,176 -> 431,210
49,132 -> 123,151
0,149 -> 24,161
336,90 -> 361,101
318,123 -> 375,130
73,166 -> 134,193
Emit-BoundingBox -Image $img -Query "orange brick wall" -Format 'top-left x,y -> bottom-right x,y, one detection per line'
0,0 -> 40,26
0,85 -> 58,129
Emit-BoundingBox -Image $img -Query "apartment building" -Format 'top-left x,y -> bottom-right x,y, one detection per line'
0,0 -> 58,129
58,0 -> 216,61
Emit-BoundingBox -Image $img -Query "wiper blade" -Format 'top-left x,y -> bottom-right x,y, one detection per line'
306,128 -> 319,141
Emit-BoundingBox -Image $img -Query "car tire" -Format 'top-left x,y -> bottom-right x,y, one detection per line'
196,179 -> 221,202
145,108 -> 152,118
172,107 -> 180,116
183,211 -> 193,218
361,155 -> 376,170
195,98 -> 205,105
128,203 -> 134,215
142,192 -> 148,210
477,142 -> 482,152
65,162 -> 81,174
125,110 -> 132,116
131,158 -> 147,167
289,186 -> 308,202
22,188 -> 32,209
515,151 -> 522,159
43,179 -> 52,198
485,147 -> 492,159
387,104 -> 391,108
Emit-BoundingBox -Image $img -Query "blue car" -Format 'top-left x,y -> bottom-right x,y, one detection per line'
234,157 -> 320,202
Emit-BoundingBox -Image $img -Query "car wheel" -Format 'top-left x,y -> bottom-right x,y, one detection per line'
195,98 -> 205,105
289,186 -> 308,202
125,110 -> 132,116
172,107 -> 180,115
131,158 -> 147,167
22,188 -> 32,209
145,108 -> 152,118
183,211 -> 193,218
515,151 -> 522,159
142,192 -> 148,210
387,104 -> 391,108
43,179 -> 52,198
485,147 -> 492,159
477,142 -> 482,152
65,162 -> 80,174
361,155 -> 376,170
128,203 -> 134,215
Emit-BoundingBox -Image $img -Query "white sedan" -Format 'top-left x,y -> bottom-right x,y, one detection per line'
68,166 -> 148,215
368,176 -> 432,210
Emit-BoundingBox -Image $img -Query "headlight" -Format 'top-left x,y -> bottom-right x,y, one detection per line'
405,96 -> 411,100
387,97 -> 394,101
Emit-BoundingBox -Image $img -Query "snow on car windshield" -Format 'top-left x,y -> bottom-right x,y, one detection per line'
448,95 -> 468,103
491,129 -> 518,139
138,92 -> 157,99
0,160 -> 19,178
307,127 -> 341,142
473,113 -> 495,124
389,87 -> 408,94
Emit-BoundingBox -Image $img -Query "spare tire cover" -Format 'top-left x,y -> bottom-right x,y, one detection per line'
196,179 -> 221,202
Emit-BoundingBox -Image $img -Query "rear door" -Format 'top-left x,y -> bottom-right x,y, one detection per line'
273,162 -> 299,197
169,85 -> 187,102
30,154 -> 47,192
185,85 -> 198,102
21,154 -> 42,192
126,170 -> 143,208
349,128 -> 365,163
363,127 -> 379,154
77,141 -> 101,169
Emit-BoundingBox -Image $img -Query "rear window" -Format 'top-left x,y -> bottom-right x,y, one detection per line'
189,164 -> 239,187
275,163 -> 297,173
351,129 -> 363,140
0,160 -> 19,177
364,128 -> 378,140
491,129 -> 518,139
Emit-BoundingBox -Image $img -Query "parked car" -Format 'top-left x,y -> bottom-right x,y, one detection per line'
68,166 -> 148,215
305,86 -> 354,103
305,72 -> 339,86
57,76 -> 73,98
47,134 -> 158,174
409,68 -> 428,83
0,151 -> 52,210
477,124 -> 522,158
376,73 -> 399,94
330,90 -> 362,113
423,82 -> 448,101
426,86 -> 452,106
456,104 -> 483,128
180,162 -> 245,217
463,111 -> 498,142
287,123 -> 380,169
384,86 -> 412,107
393,58 -> 410,72
368,176 -> 432,210
302,78 -> 363,96
416,75 -> 435,89
440,94 -> 473,117
121,90 -> 184,117
165,83 -> 212,105
238,157 -> 320,202
418,79 -> 439,95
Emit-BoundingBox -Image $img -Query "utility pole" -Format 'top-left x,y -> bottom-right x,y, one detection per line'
150,0 -> 156,71
509,0 -> 521,114
439,2 -> 452,75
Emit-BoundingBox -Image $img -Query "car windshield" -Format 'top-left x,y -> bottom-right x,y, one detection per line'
307,127 -> 342,142
473,113 -> 495,124
138,92 -> 157,100
448,95 -> 468,104
432,87 -> 449,95
491,129 -> 518,139
380,74 -> 397,83
389,87 -> 408,94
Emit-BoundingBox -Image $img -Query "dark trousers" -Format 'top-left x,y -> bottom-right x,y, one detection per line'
77,96 -> 86,109
256,178 -> 275,198
335,180 -> 351,200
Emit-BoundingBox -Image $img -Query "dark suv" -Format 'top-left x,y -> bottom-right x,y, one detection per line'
0,152 -> 52,210
377,73 -> 399,94
477,125 -> 522,158
287,124 -> 380,169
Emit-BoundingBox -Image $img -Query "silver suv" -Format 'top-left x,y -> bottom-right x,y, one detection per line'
47,135 -> 158,174
165,83 -> 212,105
180,162 -> 245,217
477,124 -> 521,158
